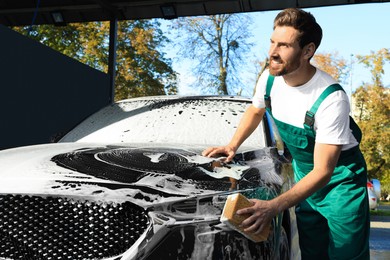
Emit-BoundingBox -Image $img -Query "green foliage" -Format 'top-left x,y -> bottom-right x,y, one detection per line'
13,20 -> 177,100
356,48 -> 390,87
353,48 -> 390,188
353,85 -> 389,182
381,182 -> 390,200
114,20 -> 177,99
370,209 -> 390,216
14,25 -> 83,61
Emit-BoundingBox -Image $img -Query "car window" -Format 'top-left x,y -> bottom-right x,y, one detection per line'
60,96 -> 267,149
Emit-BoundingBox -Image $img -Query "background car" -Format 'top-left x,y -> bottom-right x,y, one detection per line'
0,96 -> 300,260
368,179 -> 381,210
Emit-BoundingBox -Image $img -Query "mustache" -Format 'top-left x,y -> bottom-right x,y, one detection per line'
270,56 -> 283,63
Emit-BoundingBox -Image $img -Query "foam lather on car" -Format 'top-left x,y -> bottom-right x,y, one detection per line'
220,193 -> 270,242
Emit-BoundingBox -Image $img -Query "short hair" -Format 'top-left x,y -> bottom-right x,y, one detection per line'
273,8 -> 322,50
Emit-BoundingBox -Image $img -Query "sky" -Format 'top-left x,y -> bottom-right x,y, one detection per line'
165,2 -> 390,97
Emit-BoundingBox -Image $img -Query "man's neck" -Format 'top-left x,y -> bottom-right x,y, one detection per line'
283,64 -> 316,87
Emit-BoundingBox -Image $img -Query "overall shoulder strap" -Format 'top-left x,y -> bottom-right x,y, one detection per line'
304,84 -> 345,136
264,75 -> 275,111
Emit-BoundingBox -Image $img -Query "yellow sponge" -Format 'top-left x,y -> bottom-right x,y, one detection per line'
220,193 -> 270,242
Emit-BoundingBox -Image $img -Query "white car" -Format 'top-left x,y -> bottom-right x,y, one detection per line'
367,179 -> 381,210
0,96 -> 300,260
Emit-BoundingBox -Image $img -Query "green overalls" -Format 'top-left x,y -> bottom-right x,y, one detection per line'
265,75 -> 370,260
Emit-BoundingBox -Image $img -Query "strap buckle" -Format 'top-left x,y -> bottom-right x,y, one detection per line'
265,96 -> 271,109
304,111 -> 315,128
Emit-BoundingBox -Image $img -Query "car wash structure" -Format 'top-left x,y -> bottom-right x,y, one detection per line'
1,0 -> 388,149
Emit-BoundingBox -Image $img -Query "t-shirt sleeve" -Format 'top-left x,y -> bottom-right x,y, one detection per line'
252,70 -> 270,109
314,91 -> 352,145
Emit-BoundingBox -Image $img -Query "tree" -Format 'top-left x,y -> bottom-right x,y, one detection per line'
353,48 -> 390,194
115,20 -> 177,99
312,52 -> 349,84
356,48 -> 390,87
353,85 -> 389,181
172,14 -> 253,95
13,20 -> 177,100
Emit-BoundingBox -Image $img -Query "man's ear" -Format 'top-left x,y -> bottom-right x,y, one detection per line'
304,42 -> 316,59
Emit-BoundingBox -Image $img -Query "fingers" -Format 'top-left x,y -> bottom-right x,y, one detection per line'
202,146 -> 225,157
237,200 -> 273,234
240,213 -> 269,235
202,146 -> 235,162
244,218 -> 269,234
236,198 -> 256,215
238,212 -> 260,232
225,152 -> 235,162
201,147 -> 218,157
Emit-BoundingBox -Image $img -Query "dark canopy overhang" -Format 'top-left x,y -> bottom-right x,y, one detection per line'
1,0 -> 389,27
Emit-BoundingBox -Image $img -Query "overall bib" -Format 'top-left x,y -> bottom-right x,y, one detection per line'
265,75 -> 370,260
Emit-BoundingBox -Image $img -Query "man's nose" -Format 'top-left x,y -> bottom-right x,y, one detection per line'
268,45 -> 278,56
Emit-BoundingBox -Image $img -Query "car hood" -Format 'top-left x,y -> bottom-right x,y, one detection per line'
0,142 -> 276,208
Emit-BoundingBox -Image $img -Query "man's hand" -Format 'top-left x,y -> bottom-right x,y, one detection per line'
202,106 -> 265,163
236,199 -> 278,235
202,145 -> 237,162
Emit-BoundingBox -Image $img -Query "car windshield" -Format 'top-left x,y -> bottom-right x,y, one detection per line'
60,96 -> 267,149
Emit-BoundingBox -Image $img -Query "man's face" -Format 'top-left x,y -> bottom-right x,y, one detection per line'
268,26 -> 304,76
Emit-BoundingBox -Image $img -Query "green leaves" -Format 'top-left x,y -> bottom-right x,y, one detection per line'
356,48 -> 390,87
352,49 -> 390,188
13,20 -> 177,100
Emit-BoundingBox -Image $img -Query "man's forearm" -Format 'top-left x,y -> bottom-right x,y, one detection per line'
271,168 -> 331,213
228,106 -> 265,150
270,143 -> 342,213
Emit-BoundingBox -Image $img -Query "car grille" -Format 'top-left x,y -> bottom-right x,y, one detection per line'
0,194 -> 149,260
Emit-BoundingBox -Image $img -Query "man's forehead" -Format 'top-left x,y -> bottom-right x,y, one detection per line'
271,26 -> 300,43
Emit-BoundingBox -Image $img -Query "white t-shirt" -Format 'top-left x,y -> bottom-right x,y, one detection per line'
252,68 -> 358,150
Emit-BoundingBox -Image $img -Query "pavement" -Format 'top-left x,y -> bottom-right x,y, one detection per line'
369,204 -> 390,260
371,215 -> 390,229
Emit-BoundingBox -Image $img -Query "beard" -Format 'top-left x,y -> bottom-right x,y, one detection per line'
268,51 -> 302,76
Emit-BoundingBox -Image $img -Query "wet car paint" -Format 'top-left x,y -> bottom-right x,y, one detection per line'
0,96 -> 300,259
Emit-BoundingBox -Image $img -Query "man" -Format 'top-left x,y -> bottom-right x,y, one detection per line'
202,8 -> 369,260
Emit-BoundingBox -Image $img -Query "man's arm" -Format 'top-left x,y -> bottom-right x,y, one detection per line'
238,142 -> 342,234
202,105 -> 266,162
